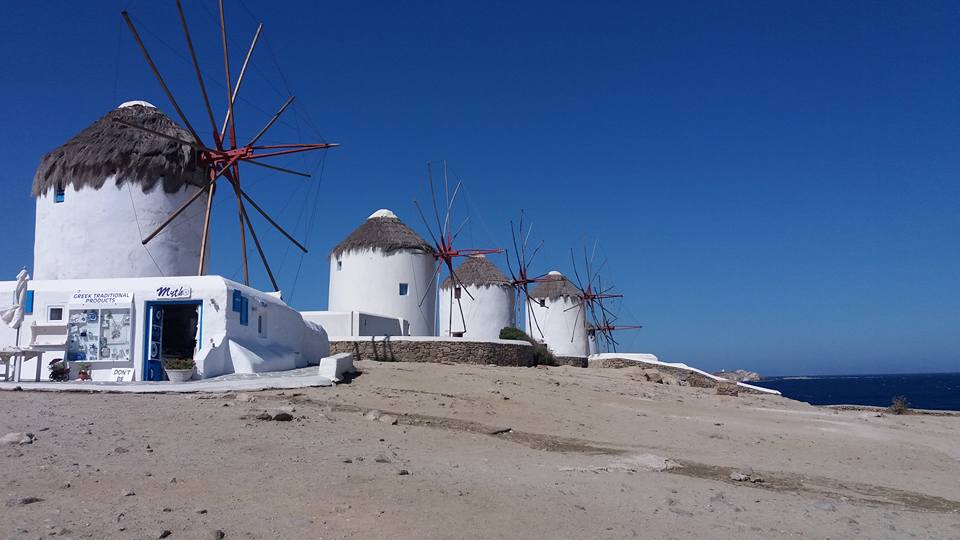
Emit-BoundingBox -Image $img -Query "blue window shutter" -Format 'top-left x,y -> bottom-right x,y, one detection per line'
240,296 -> 249,326
54,189 -> 65,203
232,289 -> 242,312
24,290 -> 34,314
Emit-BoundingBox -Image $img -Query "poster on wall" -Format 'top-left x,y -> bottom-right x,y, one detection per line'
66,309 -> 99,362
67,291 -> 133,363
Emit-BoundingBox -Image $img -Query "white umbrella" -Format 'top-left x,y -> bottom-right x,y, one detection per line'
0,268 -> 29,330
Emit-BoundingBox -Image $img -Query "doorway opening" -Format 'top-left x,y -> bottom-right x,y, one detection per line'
144,301 -> 202,381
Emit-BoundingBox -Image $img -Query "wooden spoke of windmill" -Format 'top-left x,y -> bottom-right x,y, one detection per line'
118,0 -> 338,291
504,210 -> 552,339
413,160 -> 502,334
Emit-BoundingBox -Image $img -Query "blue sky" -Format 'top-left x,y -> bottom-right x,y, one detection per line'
1,1 -> 958,375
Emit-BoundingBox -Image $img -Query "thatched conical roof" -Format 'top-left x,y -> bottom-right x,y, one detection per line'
441,254 -> 510,288
32,102 -> 206,197
530,271 -> 581,300
331,209 -> 435,258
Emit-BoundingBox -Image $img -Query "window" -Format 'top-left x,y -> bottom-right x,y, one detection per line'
398,283 -> 409,296
232,289 -> 243,312
24,291 -> 34,314
239,296 -> 249,326
48,306 -> 63,322
337,259 -> 342,271
54,184 -> 65,203
454,286 -> 462,299
257,315 -> 264,337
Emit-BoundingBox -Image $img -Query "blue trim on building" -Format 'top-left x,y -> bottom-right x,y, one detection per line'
23,290 -> 34,314
142,299 -> 204,382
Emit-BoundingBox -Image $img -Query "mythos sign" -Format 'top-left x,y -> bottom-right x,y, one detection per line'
154,285 -> 192,300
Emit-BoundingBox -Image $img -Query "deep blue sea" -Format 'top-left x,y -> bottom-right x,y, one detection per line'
751,373 -> 960,411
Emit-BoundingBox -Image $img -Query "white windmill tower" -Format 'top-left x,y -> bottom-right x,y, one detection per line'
439,255 -> 515,339
32,102 -> 208,280
527,271 -> 589,357
328,209 -> 438,336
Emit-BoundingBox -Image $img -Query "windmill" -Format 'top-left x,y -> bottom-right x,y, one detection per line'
413,161 -> 502,335
566,243 -> 642,352
586,275 -> 643,352
504,211 -> 552,339
118,0 -> 338,292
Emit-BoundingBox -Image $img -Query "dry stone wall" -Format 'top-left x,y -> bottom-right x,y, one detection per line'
554,355 -> 589,368
329,337 -> 534,367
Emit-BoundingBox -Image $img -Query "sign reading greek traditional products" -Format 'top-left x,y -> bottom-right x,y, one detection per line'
70,291 -> 133,305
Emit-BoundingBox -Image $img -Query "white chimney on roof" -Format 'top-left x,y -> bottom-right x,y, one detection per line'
117,100 -> 157,109
368,208 -> 398,219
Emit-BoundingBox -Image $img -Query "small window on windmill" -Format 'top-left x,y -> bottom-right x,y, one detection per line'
454,286 -> 462,299
337,259 -> 342,271
537,299 -> 546,307
54,184 -> 65,203
398,283 -> 409,296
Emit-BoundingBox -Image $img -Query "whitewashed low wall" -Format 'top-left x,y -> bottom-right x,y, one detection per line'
301,310 -> 406,337
318,352 -> 355,382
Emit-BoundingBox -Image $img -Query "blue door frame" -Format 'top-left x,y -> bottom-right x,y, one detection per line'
142,300 -> 203,382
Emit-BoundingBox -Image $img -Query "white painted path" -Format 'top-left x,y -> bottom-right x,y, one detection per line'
0,367 -> 333,394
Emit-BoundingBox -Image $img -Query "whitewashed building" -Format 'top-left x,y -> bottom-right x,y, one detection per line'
328,209 -> 437,336
32,101 -> 207,280
0,276 -> 328,382
527,271 -> 589,357
439,255 -> 514,340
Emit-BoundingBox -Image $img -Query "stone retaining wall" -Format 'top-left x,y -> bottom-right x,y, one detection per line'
329,337 -> 534,367
554,355 -> 589,368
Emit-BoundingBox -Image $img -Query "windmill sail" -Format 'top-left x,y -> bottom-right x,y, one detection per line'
566,243 -> 643,353
413,161 -> 502,335
120,0 -> 338,291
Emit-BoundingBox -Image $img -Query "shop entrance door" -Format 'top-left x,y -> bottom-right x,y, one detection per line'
143,301 -> 202,381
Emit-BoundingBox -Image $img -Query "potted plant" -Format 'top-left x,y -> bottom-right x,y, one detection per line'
48,359 -> 70,382
164,358 -> 195,382
77,363 -> 92,381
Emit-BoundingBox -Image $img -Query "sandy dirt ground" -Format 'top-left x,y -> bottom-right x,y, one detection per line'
2,361 -> 959,539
